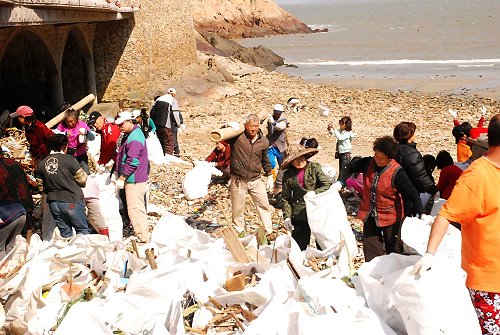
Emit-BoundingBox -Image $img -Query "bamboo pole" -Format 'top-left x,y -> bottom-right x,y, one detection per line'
45,94 -> 96,128
209,110 -> 269,142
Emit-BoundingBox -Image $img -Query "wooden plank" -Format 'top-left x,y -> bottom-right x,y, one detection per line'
245,245 -> 270,264
225,273 -> 247,292
221,227 -> 251,263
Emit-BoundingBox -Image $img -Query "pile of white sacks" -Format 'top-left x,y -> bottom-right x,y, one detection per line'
0,204 -> 481,334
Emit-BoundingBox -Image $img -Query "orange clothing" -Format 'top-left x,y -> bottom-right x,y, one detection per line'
456,139 -> 472,163
439,157 -> 500,292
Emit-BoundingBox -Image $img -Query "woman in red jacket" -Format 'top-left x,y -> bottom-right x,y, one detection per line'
9,106 -> 54,163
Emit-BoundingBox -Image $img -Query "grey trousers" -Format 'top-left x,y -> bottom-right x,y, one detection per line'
0,215 -> 26,260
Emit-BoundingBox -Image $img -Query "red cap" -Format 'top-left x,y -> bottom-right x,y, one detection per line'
10,106 -> 34,118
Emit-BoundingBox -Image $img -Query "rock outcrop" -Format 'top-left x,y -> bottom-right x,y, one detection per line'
198,32 -> 284,70
190,0 -> 312,38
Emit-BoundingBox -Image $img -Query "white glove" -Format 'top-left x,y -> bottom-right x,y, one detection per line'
115,178 -> 125,190
448,109 -> 458,119
411,252 -> 434,276
266,175 -> 274,192
420,214 -> 434,225
284,218 -> 294,232
105,160 -> 115,170
480,106 -> 487,116
178,124 -> 187,134
97,164 -> 106,173
304,191 -> 315,199
225,122 -> 240,131
333,181 -> 343,191
110,171 -> 119,183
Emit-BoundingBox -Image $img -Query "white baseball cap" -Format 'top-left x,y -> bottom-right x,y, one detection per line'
273,104 -> 284,113
131,109 -> 141,118
167,87 -> 176,94
115,111 -> 134,125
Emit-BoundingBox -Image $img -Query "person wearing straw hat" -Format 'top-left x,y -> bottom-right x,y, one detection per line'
281,144 -> 332,250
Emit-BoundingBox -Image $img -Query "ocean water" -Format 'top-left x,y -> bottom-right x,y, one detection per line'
238,0 -> 500,90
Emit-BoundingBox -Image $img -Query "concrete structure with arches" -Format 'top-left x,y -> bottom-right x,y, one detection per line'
0,0 -> 197,119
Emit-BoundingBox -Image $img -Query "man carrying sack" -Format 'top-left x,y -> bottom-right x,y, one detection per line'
227,114 -> 274,235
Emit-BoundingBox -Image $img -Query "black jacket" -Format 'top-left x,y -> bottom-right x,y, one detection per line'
395,143 -> 438,195
150,94 -> 175,128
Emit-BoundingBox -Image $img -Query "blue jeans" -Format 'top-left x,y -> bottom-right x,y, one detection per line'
48,201 -> 91,237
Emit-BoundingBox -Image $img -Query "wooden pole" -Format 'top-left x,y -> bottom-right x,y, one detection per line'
145,249 -> 158,269
131,239 -> 139,257
45,94 -> 96,128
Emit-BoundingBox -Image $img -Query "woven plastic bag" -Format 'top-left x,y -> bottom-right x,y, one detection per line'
304,186 -> 357,259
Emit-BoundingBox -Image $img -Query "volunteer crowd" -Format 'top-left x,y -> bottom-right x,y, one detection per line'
0,90 -> 499,334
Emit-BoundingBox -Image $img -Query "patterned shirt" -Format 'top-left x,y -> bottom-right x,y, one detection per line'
0,157 -> 34,212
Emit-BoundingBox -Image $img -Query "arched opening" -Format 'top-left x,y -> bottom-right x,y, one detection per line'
0,31 -> 58,118
61,29 -> 89,104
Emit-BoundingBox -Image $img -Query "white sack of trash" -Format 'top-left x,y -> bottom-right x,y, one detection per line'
0,214 -> 480,334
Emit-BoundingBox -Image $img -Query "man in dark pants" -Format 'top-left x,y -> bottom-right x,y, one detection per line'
167,88 -> 185,157
150,92 -> 176,155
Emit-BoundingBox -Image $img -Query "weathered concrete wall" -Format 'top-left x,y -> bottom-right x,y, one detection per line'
94,0 -> 198,102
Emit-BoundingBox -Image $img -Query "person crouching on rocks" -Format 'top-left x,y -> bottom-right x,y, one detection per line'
281,144 -> 332,250
351,136 -> 423,262
206,140 -> 231,181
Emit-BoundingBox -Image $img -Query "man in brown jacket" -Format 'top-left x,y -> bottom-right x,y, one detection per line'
227,114 -> 274,234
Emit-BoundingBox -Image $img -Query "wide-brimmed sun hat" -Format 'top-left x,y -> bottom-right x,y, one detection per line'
281,143 -> 319,169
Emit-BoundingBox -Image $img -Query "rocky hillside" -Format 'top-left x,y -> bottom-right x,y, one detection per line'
190,0 -> 312,38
